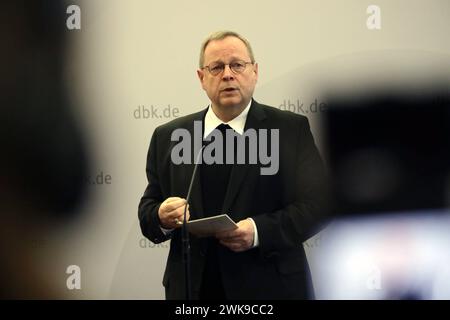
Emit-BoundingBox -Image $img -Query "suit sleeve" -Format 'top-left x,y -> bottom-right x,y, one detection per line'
138,127 -> 172,244
252,116 -> 330,258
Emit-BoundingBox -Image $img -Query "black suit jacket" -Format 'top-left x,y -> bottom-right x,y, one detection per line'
138,100 -> 329,299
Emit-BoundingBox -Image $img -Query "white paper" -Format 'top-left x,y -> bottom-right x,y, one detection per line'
186,214 -> 238,237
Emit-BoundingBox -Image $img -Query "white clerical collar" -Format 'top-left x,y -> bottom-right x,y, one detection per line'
203,100 -> 252,138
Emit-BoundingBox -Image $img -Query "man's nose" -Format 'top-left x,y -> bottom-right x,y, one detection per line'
221,64 -> 234,81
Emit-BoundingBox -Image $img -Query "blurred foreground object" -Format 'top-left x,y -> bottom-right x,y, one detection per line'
323,88 -> 450,216
0,1 -> 89,298
314,211 -> 450,299
313,87 -> 450,299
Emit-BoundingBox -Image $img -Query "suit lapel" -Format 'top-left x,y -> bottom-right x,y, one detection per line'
222,100 -> 267,215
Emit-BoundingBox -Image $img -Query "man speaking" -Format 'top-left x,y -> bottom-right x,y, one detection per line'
138,31 -> 328,300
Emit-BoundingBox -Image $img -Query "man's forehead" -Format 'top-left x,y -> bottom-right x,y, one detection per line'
204,36 -> 250,60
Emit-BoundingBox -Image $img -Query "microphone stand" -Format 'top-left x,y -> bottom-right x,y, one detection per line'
182,145 -> 204,300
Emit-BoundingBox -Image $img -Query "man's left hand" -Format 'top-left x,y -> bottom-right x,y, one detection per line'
216,218 -> 254,252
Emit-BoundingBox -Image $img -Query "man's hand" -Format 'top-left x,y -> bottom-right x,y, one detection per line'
215,218 -> 254,252
158,197 -> 190,229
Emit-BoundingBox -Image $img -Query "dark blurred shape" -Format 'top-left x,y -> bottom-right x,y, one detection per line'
0,0 -> 88,217
0,0 -> 89,298
323,88 -> 450,216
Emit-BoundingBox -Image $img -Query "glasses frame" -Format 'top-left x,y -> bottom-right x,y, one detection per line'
202,60 -> 254,76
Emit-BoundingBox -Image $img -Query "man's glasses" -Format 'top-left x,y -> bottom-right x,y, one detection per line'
202,60 -> 254,76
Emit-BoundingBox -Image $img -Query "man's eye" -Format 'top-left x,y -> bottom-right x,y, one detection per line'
210,65 -> 223,72
231,62 -> 245,68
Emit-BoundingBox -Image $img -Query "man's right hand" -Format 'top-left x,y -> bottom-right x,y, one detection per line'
158,197 -> 190,229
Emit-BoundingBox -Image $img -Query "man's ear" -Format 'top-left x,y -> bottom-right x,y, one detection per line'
253,63 -> 259,80
197,69 -> 206,90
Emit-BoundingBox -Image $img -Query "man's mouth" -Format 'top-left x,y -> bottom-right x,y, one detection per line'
221,87 -> 238,92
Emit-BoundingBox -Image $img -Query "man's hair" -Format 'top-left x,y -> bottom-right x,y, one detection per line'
199,30 -> 255,68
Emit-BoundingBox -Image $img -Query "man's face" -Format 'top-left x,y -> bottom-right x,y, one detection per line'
197,36 -> 258,111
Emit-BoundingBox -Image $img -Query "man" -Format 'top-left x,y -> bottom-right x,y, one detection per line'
138,31 -> 328,299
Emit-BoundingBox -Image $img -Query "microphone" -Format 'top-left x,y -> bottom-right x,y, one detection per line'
184,144 -> 206,215
179,139 -> 211,225
181,142 -> 207,300
181,126 -> 223,299
183,135 -> 215,216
